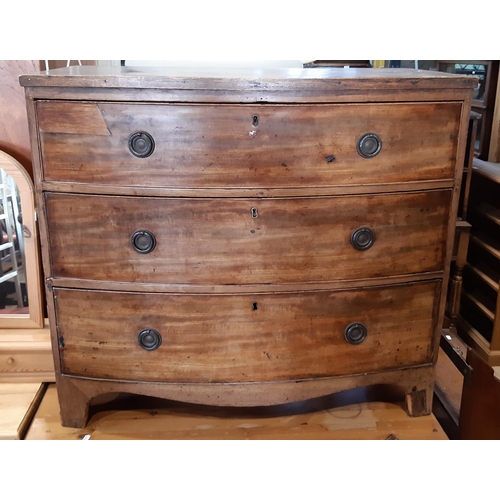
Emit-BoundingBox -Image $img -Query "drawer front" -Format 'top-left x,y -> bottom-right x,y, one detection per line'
55,281 -> 439,383
46,190 -> 451,285
38,101 -> 461,189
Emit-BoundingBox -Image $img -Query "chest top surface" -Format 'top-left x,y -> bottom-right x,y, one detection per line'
19,66 -> 477,95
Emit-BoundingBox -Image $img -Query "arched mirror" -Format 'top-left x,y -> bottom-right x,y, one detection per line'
0,150 -> 43,328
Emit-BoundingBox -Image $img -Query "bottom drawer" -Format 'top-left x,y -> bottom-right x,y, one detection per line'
54,281 -> 440,383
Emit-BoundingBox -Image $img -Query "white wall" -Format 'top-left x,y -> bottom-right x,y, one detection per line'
119,60 -> 306,68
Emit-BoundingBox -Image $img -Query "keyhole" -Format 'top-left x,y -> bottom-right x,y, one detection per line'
252,302 -> 258,311
252,115 -> 259,127
251,207 -> 258,218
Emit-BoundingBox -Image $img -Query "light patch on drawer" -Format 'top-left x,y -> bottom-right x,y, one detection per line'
37,102 -> 111,136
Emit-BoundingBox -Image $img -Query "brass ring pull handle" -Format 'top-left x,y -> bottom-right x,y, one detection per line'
138,328 -> 162,351
344,323 -> 367,345
357,132 -> 382,158
350,227 -> 375,251
131,229 -> 156,254
128,131 -> 155,158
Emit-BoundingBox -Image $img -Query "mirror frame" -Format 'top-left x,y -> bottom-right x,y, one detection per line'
0,150 -> 44,328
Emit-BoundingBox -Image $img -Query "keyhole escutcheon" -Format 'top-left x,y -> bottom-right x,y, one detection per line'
251,207 -> 259,218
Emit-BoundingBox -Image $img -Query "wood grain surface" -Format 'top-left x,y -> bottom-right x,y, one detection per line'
24,383 -> 448,440
19,65 -> 477,91
0,383 -> 45,439
459,348 -> 500,439
45,190 -> 452,285
54,281 -> 439,383
22,67 -> 474,428
53,363 -> 437,427
0,319 -> 54,383
38,101 -> 461,189
40,178 -> 456,199
25,86 -> 476,107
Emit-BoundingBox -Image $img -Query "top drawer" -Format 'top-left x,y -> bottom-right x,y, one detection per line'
37,101 -> 461,190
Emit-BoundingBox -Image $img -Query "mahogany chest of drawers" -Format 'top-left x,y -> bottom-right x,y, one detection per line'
21,66 -> 475,428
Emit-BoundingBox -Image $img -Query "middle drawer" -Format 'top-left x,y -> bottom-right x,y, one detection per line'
45,190 -> 451,285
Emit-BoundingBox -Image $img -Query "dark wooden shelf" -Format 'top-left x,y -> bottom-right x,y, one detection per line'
462,289 -> 495,322
465,261 -> 500,292
470,233 -> 500,260
473,159 -> 500,184
458,161 -> 500,365
457,315 -> 492,350
477,203 -> 500,226
460,290 -> 494,343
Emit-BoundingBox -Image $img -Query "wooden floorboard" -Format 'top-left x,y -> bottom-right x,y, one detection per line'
24,384 -> 448,440
0,383 -> 46,439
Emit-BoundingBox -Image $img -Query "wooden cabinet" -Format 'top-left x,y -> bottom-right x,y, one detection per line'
459,159 -> 500,365
21,66 -> 475,428
445,111 -> 482,327
438,61 -> 499,160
